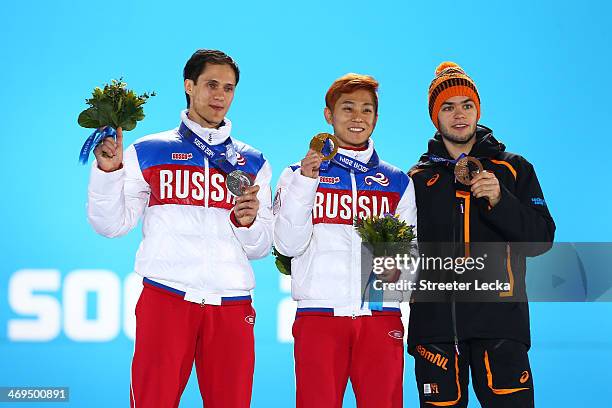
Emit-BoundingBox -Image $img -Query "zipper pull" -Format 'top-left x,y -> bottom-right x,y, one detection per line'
454,337 -> 460,356
460,203 -> 464,214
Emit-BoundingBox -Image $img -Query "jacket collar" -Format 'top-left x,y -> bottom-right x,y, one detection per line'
415,124 -> 505,168
180,109 -> 232,146
336,138 -> 378,166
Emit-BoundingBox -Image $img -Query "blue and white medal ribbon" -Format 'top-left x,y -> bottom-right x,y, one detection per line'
428,152 -> 467,165
177,122 -> 238,174
78,127 -> 117,164
367,272 -> 384,311
319,138 -> 373,173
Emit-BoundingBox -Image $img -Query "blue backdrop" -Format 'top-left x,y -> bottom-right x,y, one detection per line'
1,0 -> 611,406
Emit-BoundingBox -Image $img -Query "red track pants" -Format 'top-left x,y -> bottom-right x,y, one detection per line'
130,283 -> 255,408
293,314 -> 405,408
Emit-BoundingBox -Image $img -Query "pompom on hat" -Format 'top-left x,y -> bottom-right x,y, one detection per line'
428,62 -> 480,129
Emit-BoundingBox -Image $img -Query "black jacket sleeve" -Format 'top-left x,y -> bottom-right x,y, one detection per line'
479,156 -> 556,256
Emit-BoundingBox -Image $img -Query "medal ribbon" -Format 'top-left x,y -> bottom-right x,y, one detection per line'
428,152 -> 467,165
78,126 -> 117,164
428,153 -> 488,165
177,122 -> 238,174
367,272 -> 384,311
319,138 -> 374,173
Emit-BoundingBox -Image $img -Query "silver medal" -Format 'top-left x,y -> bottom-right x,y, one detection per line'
227,170 -> 252,197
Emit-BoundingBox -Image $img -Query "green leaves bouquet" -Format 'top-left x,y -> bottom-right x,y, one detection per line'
77,78 -> 154,164
356,213 -> 416,309
273,247 -> 292,276
354,213 -> 416,256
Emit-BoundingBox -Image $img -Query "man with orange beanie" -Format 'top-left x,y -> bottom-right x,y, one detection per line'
407,62 -> 555,407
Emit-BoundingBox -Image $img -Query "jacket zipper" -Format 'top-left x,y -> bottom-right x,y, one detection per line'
204,158 -> 210,207
452,194 -> 464,355
350,170 -> 358,319
452,301 -> 459,355
203,158 -> 210,291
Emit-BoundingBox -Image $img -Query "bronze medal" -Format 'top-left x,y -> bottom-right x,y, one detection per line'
454,156 -> 483,185
309,133 -> 339,161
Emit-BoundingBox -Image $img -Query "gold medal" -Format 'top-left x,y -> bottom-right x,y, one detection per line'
454,156 -> 483,185
309,133 -> 339,161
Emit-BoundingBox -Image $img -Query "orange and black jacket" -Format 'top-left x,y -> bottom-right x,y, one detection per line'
407,125 -> 555,352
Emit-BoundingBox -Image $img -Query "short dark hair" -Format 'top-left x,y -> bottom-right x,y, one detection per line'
183,49 -> 240,108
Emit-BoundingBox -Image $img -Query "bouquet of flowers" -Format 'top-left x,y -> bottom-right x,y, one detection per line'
354,213 -> 416,256
356,213 -> 416,308
273,247 -> 292,276
77,78 -> 155,164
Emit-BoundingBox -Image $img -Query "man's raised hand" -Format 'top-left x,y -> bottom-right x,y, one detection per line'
93,127 -> 123,172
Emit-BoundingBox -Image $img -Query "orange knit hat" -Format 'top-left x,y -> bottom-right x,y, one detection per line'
428,62 -> 480,129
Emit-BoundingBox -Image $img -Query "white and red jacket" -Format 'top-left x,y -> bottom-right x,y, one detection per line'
87,110 -> 273,304
273,140 -> 417,317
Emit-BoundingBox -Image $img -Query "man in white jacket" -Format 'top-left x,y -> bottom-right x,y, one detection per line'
87,49 -> 273,408
273,73 -> 417,408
